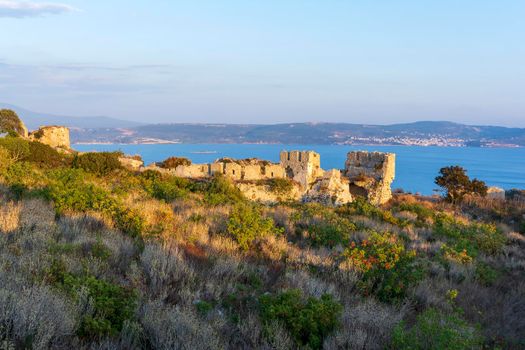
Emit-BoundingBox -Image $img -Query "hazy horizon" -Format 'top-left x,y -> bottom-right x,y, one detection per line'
1,0 -> 524,127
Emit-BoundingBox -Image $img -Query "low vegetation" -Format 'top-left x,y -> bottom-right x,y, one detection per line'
0,139 -> 524,349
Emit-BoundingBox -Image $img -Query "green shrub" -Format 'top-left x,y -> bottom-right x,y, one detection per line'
195,300 -> 214,315
25,141 -> 70,168
396,202 -> 435,226
471,223 -> 506,255
294,204 -> 357,247
391,308 -> 483,349
147,175 -> 191,202
0,136 -> 30,160
114,208 -> 145,238
46,169 -> 119,214
475,262 -> 500,286
204,174 -> 245,206
3,161 -> 43,195
65,274 -> 136,338
433,214 -> 505,256
0,109 -> 26,137
259,289 -> 342,349
266,178 -> 294,195
0,146 -> 14,175
339,197 -> 407,227
46,169 -> 144,237
345,232 -> 406,273
227,203 -> 282,250
345,232 -> 424,302
362,253 -> 424,302
72,152 -> 123,176
158,156 -> 191,169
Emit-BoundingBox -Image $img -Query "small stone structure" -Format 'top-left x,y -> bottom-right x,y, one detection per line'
144,150 -> 396,206
279,151 -> 324,188
29,126 -> 70,149
344,151 -> 395,205
119,156 -> 144,171
149,157 -> 287,181
487,186 -> 505,200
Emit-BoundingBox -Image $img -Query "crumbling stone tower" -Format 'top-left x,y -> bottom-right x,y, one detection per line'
344,151 -> 395,205
279,150 -> 324,188
29,126 -> 70,149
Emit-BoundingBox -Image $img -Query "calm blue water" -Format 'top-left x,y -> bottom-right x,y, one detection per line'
73,144 -> 525,195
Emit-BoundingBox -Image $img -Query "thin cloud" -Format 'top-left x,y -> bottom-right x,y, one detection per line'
0,0 -> 75,18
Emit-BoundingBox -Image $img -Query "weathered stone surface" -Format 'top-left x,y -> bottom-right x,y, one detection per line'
119,156 -> 144,171
236,181 -> 302,204
140,150 -> 396,206
279,150 -> 324,188
304,169 -> 352,205
344,151 -> 395,205
29,126 -> 70,149
174,163 -> 210,178
487,186 -> 505,200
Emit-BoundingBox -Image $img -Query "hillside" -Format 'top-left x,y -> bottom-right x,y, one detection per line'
0,126 -> 524,349
0,103 -> 143,129
3,105 -> 524,146
73,121 -> 525,146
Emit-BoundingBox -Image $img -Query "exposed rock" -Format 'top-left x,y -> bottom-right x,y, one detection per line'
236,181 -> 302,204
344,151 -> 395,205
29,126 -> 70,149
487,186 -> 505,200
119,156 -> 144,171
304,169 -> 352,205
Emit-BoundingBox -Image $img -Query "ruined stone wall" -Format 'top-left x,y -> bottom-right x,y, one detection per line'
279,151 -> 323,188
139,150 -> 396,206
264,164 -> 286,179
344,151 -> 395,205
223,162 -> 244,180
236,182 -> 302,204
29,126 -> 70,149
304,169 -> 352,205
119,156 -> 144,171
174,164 -> 210,178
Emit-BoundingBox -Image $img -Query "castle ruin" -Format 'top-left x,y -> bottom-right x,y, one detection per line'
145,150 -> 396,205
29,126 -> 71,149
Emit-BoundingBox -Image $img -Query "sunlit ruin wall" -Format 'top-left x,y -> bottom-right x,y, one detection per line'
344,151 -> 396,205
144,150 -> 396,205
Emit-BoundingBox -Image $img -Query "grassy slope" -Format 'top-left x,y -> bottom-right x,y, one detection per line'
0,145 -> 524,349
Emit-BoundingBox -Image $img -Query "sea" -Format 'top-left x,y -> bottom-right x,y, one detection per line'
73,144 -> 525,195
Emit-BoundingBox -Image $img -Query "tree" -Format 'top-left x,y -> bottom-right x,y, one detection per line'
0,109 -> 27,137
435,166 -> 487,203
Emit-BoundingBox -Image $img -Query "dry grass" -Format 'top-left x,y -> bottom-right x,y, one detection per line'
0,201 -> 20,233
0,176 -> 524,349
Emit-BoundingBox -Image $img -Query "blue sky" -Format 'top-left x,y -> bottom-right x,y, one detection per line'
0,0 -> 524,126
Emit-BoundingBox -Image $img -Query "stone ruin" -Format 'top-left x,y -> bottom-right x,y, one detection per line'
344,152 -> 396,205
145,150 -> 396,205
29,126 -> 71,149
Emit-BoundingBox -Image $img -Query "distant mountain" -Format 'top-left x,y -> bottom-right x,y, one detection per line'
2,104 -> 522,146
0,103 -> 143,130
71,121 -> 525,147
